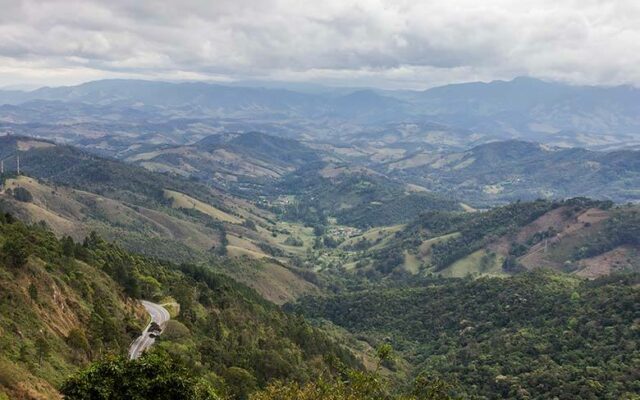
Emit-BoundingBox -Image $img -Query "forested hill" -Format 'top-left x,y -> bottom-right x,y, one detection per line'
340,198 -> 640,280
0,212 -> 357,399
293,271 -> 640,399
385,140 -> 640,205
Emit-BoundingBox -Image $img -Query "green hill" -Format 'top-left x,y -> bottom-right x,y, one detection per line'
386,140 -> 640,205
0,213 -> 357,399
293,271 -> 640,399
0,136 -> 325,303
327,198 -> 640,280
273,163 -> 461,228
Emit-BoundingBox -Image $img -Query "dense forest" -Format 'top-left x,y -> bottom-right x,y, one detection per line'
272,167 -> 460,228
573,208 -> 640,259
293,271 -> 640,399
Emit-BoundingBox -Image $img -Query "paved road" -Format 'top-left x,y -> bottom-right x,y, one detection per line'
128,300 -> 171,360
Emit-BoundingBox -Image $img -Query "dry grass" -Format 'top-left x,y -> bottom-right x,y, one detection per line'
221,261 -> 319,304
164,189 -> 243,224
575,245 -> 639,278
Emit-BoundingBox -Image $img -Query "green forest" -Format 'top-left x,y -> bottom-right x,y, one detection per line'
293,272 -> 640,399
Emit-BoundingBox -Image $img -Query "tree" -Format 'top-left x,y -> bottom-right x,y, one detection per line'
250,368 -> 456,400
66,328 -> 90,360
28,283 -> 38,302
12,187 -> 33,203
62,236 -> 76,257
412,373 -> 456,400
242,220 -> 257,231
35,336 -> 50,365
224,367 -> 258,400
3,235 -> 30,268
61,352 -> 219,400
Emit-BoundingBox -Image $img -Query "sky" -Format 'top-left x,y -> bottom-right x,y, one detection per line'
0,0 -> 639,89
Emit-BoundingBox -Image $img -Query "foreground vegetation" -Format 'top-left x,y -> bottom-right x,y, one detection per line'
294,271 -> 640,399
0,212 -> 355,399
62,347 -> 458,400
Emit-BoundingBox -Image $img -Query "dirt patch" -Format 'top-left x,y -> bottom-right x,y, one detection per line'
16,140 -> 55,151
575,245 -> 640,279
577,208 -> 609,225
518,207 -> 611,271
515,207 -> 573,243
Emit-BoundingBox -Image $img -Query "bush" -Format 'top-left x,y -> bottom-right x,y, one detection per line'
61,352 -> 219,400
12,187 -> 33,203
2,235 -> 30,268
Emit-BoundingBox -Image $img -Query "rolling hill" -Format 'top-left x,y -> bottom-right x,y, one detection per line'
0,136 -> 325,303
323,198 -> 640,280
127,132 -> 324,194
385,140 -> 640,205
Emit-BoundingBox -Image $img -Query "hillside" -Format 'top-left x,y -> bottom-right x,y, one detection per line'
127,132 -> 323,195
0,213 -> 358,399
385,140 -> 640,205
294,271 -> 640,399
322,198 -> 640,280
0,136 -> 323,303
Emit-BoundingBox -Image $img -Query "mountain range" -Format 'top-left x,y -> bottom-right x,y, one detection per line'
1,77 -> 640,149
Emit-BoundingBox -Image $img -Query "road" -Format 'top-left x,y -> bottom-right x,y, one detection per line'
128,300 -> 171,360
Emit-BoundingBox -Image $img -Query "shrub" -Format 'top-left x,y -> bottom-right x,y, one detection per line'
12,187 -> 33,203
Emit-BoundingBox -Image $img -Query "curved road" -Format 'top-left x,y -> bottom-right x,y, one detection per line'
128,300 -> 171,360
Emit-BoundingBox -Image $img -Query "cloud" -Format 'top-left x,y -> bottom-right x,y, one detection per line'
0,0 -> 638,88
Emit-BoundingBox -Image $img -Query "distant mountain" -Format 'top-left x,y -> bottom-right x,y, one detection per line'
0,80 -> 409,123
408,77 -> 640,147
1,77 -> 640,148
385,140 -> 640,204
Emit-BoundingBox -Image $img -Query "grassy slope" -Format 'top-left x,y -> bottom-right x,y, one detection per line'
1,134 -> 323,302
164,189 -> 243,224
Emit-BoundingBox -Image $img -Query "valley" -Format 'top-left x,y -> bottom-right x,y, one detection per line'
0,80 -> 639,400
3,1 -> 640,398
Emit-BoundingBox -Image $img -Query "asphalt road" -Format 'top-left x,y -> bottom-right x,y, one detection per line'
128,300 -> 171,360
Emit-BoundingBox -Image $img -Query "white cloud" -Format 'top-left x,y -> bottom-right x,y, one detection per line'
0,0 -> 638,88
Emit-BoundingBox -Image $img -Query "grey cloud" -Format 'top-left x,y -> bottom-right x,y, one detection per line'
0,0 -> 638,88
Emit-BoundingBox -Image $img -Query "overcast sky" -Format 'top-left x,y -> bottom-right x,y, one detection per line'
0,0 -> 639,89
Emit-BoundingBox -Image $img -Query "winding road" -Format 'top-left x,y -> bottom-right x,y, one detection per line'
128,300 -> 171,360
